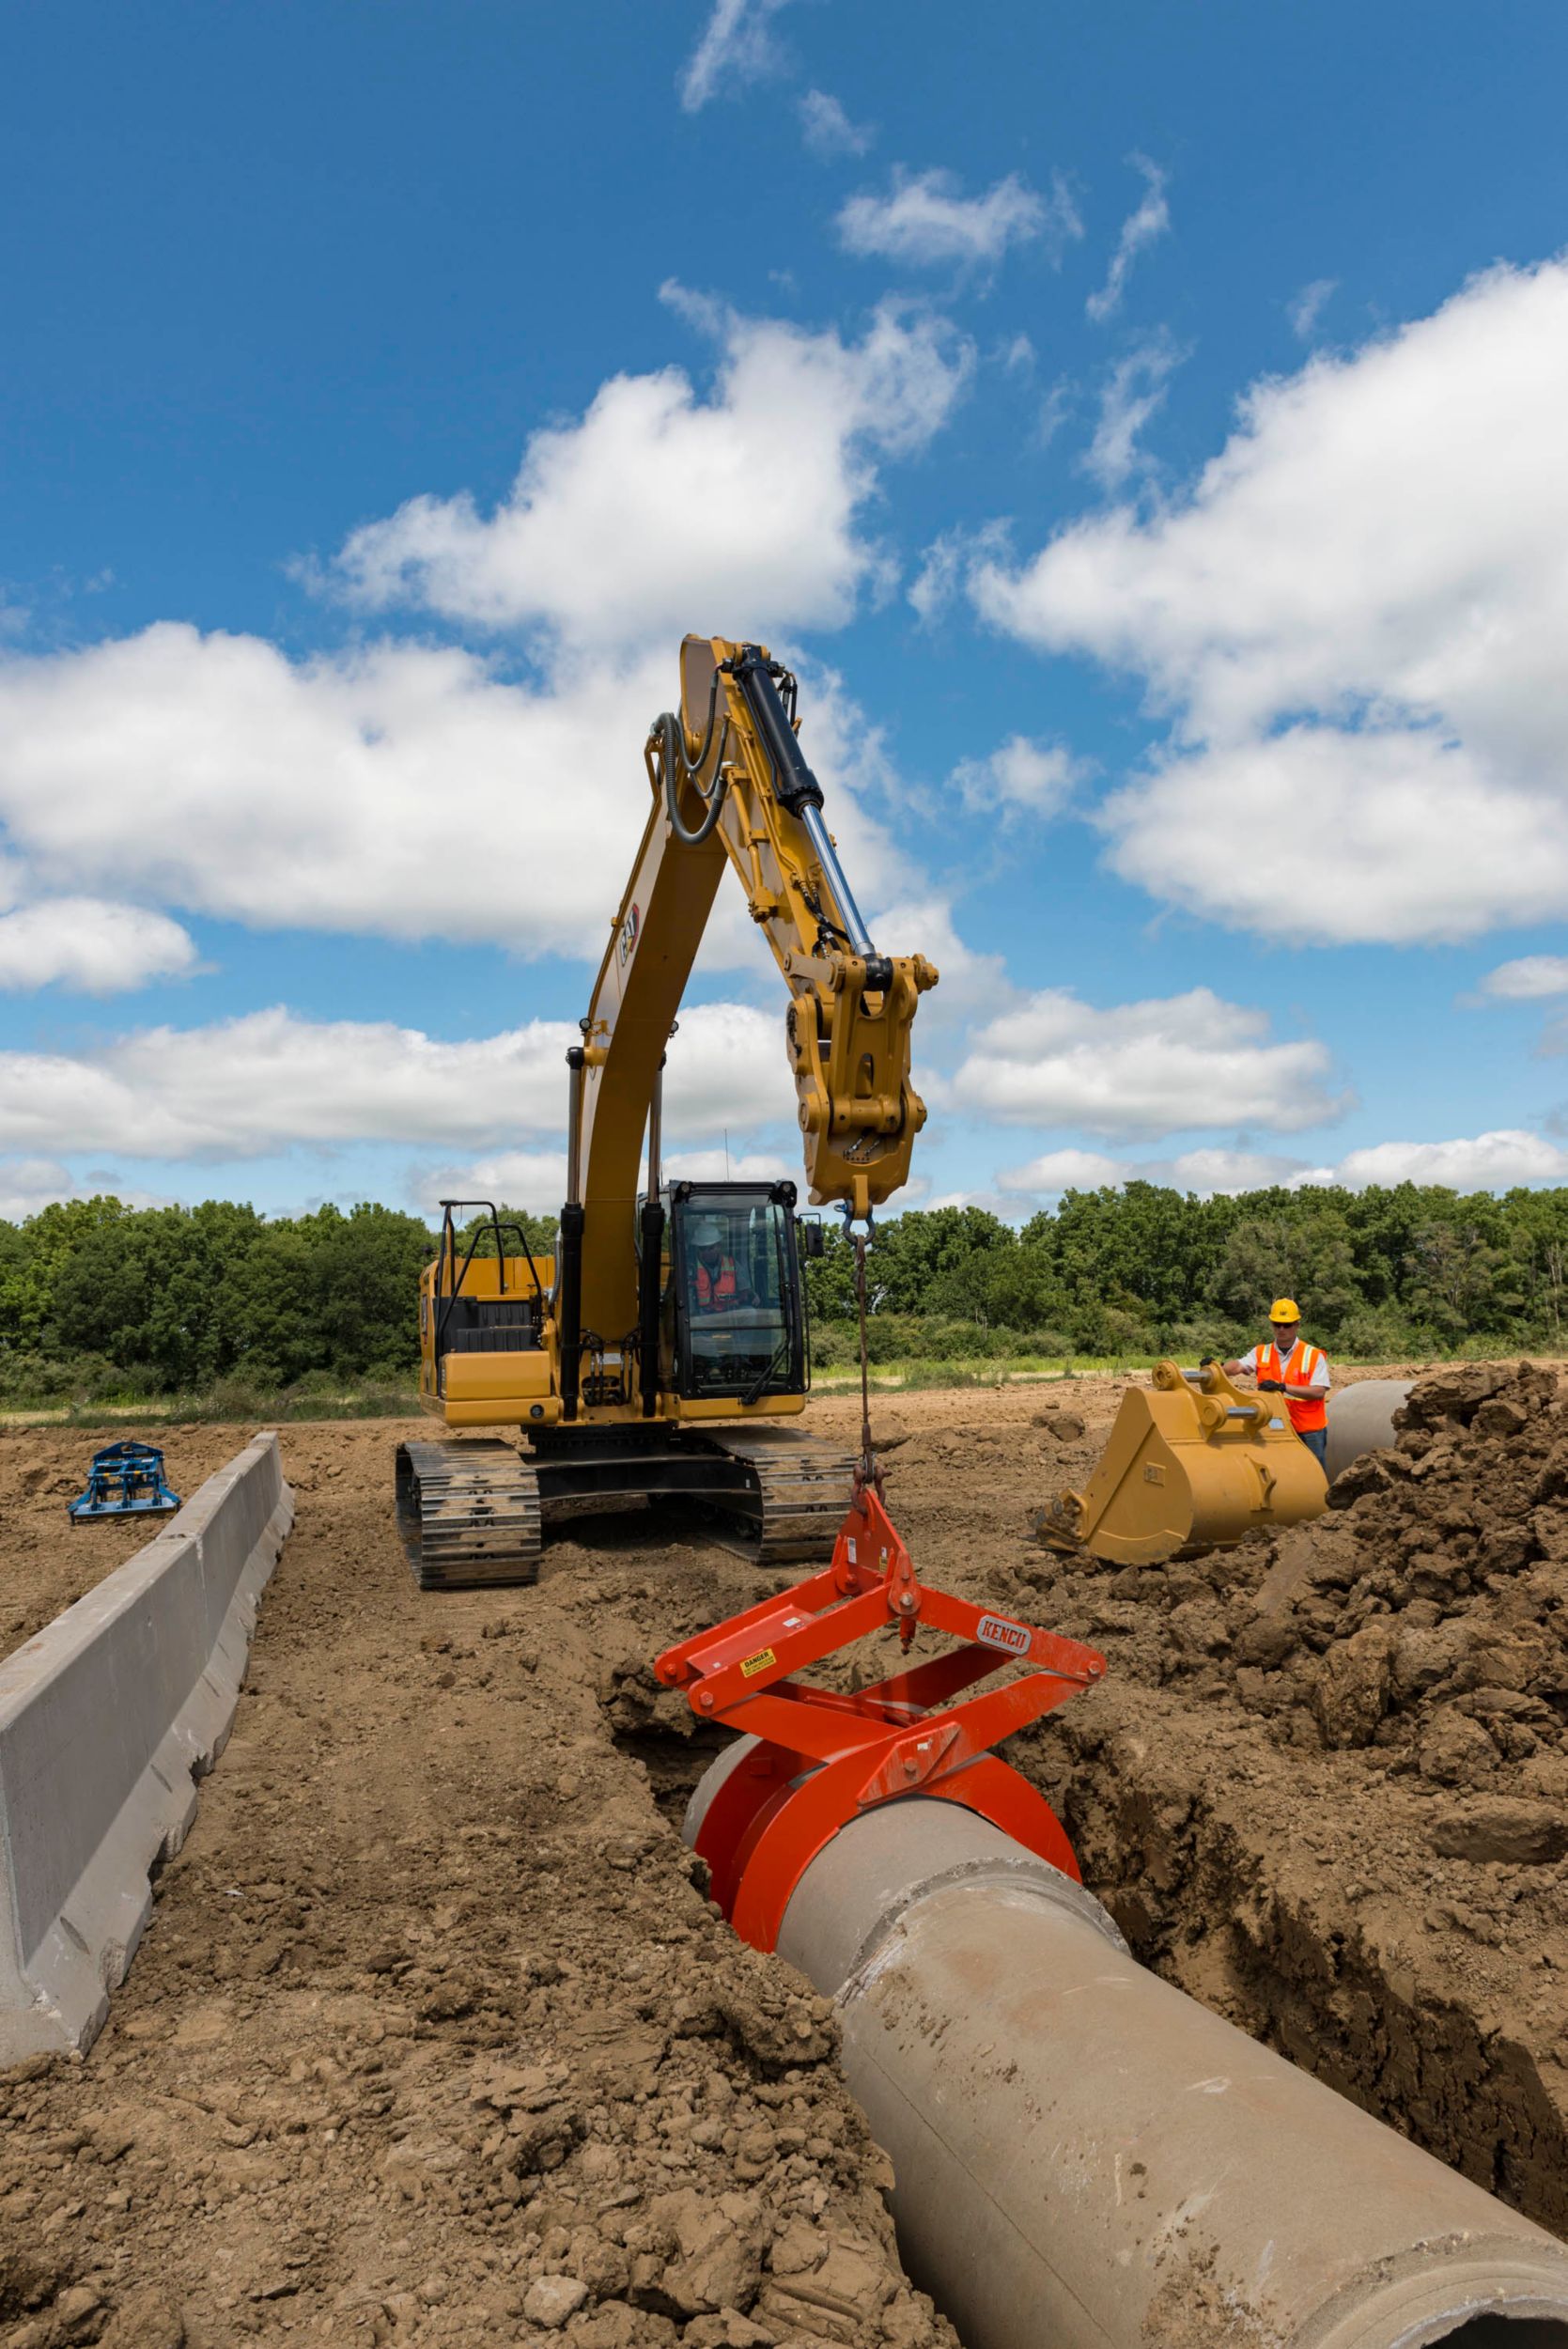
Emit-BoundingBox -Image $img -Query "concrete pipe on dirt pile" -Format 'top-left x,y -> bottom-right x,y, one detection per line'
1326,1378 -> 1416,1485
686,1753 -> 1568,2349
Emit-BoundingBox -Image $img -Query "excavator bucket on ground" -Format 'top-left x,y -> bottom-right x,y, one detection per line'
1034,1360 -> 1327,1567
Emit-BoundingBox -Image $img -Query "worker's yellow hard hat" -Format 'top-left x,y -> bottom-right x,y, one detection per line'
1269,1298 -> 1301,1323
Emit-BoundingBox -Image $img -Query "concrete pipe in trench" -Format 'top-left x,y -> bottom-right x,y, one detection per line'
1326,1378 -> 1416,1485
687,1754 -> 1568,2349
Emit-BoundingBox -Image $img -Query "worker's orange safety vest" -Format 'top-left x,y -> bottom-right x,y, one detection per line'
1258,1340 -> 1328,1434
695,1255 -> 738,1309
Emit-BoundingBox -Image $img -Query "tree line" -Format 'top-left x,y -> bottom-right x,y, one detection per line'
3,1179 -> 1566,1406
804,1179 -> 1568,1363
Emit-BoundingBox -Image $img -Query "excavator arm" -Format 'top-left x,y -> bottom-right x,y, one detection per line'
661,636 -> 938,1218
574,635 -> 937,1223
565,635 -> 938,1380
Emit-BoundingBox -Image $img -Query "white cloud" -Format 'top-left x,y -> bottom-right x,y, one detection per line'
0,1000 -> 798,1160
406,1150 -> 570,1220
0,1159 -> 101,1221
1288,277 -> 1337,341
908,520 -> 1006,626
996,1148 -> 1126,1194
0,628 -> 912,964
0,628 -> 670,957
1101,727 -> 1554,942
1036,379 -> 1073,447
1085,156 -> 1170,323
409,1139 -> 798,1221
1157,1146 -> 1313,1193
972,257 -> 1568,945
679,0 -> 794,111
1477,955 -> 1568,1001
799,89 -> 872,157
0,897 -> 198,993
836,168 -> 1080,272
0,1159 -> 169,1221
1332,1130 -> 1568,1190
950,735 -> 1079,819
997,1128 -> 1568,1201
1081,334 -> 1183,489
665,1146 -> 796,1184
908,532 -> 963,625
864,893 -> 1012,1031
329,298 -> 970,645
952,987 -> 1348,1138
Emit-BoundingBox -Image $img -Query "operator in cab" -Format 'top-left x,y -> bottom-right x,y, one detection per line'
1224,1299 -> 1331,1471
690,1219 -> 750,1315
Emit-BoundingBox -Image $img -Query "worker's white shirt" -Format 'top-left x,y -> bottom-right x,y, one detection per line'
1237,1342 -> 1331,1391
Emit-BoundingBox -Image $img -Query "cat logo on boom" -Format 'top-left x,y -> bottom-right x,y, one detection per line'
618,902 -> 641,969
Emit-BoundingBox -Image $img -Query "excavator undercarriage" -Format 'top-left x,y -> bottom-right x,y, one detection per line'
396,1423 -> 859,1590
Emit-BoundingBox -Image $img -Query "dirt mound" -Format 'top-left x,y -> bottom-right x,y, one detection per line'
1227,1361 -> 1568,1809
1006,1364 -> 1568,2231
1027,1362 -> 1568,1814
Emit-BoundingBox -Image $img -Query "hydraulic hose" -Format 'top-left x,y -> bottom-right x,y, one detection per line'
653,678 -> 729,847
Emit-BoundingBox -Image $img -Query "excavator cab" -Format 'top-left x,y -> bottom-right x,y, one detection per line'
665,1181 -> 807,1404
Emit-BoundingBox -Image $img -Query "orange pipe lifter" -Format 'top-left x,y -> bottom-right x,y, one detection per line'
654,1479 -> 1107,1952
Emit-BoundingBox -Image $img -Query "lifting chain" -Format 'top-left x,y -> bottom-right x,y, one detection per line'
852,1225 -> 883,1505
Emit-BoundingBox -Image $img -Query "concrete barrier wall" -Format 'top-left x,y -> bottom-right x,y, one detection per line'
0,1432 -> 293,2061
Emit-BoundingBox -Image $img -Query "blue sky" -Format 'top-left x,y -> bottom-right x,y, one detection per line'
4,0 -> 1568,1225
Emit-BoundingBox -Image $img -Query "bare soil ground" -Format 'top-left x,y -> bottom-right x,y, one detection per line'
0,1429 -> 279,1664
0,1366 -> 1563,2347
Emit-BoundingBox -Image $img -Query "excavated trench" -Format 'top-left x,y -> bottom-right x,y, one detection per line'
612,1361 -> 1568,2272
1003,1361 -> 1568,2244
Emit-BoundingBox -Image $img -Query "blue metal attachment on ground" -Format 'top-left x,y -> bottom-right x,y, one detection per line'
68,1442 -> 181,1525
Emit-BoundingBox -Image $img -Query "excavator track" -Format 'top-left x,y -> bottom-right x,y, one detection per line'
396,1439 -> 542,1591
697,1428 -> 861,1565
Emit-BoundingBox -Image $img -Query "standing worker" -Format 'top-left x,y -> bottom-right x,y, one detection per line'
1223,1299 -> 1331,1472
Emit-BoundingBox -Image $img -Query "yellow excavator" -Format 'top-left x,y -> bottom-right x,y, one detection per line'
396,635 -> 938,1588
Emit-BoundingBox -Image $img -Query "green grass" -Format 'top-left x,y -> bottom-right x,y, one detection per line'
5,1346 -> 1467,1425
2,1380 -> 421,1427
811,1355 -> 1165,1392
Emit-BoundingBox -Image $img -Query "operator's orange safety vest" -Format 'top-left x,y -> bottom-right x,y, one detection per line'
695,1254 -> 738,1309
1259,1339 -> 1328,1434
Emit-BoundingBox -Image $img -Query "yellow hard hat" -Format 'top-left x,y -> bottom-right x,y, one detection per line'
1269,1298 -> 1301,1323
